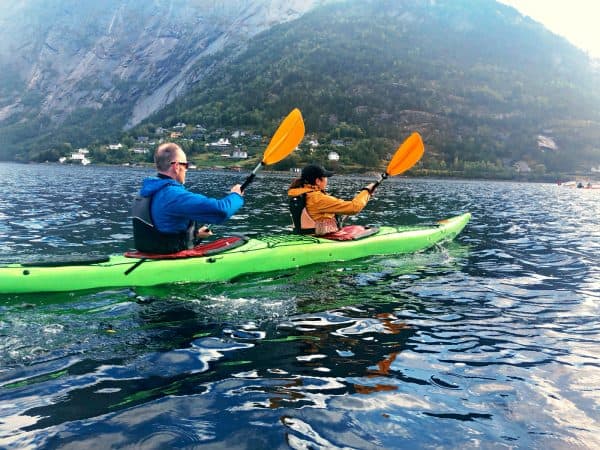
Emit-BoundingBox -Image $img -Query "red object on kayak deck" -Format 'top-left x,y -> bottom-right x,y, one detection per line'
124,235 -> 247,259
321,226 -> 379,241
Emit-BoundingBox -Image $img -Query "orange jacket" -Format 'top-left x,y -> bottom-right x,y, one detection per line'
287,184 -> 371,222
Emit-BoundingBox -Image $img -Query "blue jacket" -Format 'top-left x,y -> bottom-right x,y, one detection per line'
139,176 -> 244,233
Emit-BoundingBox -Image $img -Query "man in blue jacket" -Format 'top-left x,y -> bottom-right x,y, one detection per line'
132,142 -> 244,253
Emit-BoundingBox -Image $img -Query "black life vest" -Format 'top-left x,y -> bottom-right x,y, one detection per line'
131,191 -> 195,254
289,193 -> 316,235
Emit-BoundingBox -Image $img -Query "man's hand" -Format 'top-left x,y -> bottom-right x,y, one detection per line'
230,184 -> 244,196
196,226 -> 213,239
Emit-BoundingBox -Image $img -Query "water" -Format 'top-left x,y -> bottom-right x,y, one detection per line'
0,162 -> 599,449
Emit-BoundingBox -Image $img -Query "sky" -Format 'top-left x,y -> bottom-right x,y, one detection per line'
498,0 -> 600,58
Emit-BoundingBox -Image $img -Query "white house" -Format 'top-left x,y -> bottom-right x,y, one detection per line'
514,161 -> 531,173
309,139 -> 319,148
108,143 -> 123,150
328,151 -> 340,161
69,152 -> 91,165
231,149 -> 248,159
209,138 -> 231,147
173,122 -> 186,130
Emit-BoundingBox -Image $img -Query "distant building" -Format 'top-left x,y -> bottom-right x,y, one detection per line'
170,131 -> 183,139
173,122 -> 186,130
231,149 -> 248,159
209,138 -> 231,147
108,143 -> 123,150
231,130 -> 246,138
309,139 -> 319,148
131,148 -> 149,154
156,127 -> 167,135
68,149 -> 91,165
330,139 -> 345,147
514,161 -> 531,173
328,151 -> 340,161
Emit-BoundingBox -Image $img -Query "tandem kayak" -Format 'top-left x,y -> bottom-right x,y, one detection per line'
0,213 -> 470,294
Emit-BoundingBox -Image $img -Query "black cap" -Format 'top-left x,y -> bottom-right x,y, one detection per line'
301,164 -> 334,184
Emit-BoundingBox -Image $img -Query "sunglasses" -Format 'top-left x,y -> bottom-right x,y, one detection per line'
170,161 -> 190,169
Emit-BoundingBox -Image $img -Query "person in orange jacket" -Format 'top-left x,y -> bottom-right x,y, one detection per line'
287,164 -> 376,235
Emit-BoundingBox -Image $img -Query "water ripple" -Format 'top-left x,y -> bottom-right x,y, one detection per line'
1,166 -> 600,448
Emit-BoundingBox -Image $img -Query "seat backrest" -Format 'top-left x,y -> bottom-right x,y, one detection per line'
289,193 -> 306,234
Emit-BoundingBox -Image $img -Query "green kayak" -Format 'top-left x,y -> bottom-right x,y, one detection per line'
0,213 -> 470,294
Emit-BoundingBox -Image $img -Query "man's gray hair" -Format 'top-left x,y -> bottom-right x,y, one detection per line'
155,143 -> 182,171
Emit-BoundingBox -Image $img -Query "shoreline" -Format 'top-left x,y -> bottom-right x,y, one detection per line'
1,160 -> 599,184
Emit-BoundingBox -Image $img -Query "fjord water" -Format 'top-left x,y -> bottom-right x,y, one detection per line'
0,162 -> 598,449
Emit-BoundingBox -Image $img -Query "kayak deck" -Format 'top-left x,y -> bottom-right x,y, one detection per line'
0,213 -> 471,294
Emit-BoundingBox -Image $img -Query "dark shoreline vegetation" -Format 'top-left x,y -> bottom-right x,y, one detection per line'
9,159 -> 598,184
10,121 -> 599,183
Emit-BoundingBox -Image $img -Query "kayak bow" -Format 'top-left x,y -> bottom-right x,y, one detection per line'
0,213 -> 470,294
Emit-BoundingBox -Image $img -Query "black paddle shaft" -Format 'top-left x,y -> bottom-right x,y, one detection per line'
240,172 -> 257,192
371,173 -> 389,191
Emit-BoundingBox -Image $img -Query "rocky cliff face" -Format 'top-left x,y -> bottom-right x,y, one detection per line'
0,0 -> 331,130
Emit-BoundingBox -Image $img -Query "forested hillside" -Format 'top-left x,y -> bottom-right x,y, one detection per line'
132,0 -> 600,176
2,0 -> 599,177
0,0 -> 327,160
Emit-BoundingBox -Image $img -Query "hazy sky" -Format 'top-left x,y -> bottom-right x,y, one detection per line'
498,0 -> 600,58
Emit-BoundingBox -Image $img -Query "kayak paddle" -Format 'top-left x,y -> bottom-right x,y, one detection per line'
240,108 -> 305,191
371,132 -> 424,191
196,108 -> 304,236
339,132 -> 424,228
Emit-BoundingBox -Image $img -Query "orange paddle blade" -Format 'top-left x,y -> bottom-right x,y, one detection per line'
262,108 -> 305,165
386,132 -> 424,176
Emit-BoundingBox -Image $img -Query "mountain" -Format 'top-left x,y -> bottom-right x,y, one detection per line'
0,0 -> 332,158
140,0 -> 600,174
1,0 -> 599,175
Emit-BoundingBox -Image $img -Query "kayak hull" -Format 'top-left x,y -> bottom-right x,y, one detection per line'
0,213 -> 470,294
